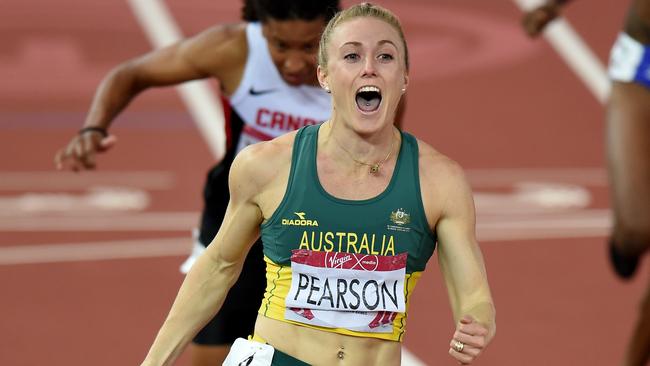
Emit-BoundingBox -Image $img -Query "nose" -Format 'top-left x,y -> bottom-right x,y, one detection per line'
361,57 -> 378,77
283,52 -> 307,74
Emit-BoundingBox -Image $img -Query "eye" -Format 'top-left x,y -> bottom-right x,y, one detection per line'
344,53 -> 360,62
377,53 -> 394,62
303,44 -> 317,53
275,41 -> 289,52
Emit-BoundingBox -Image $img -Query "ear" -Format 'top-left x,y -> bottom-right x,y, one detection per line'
317,65 -> 329,91
402,74 -> 409,94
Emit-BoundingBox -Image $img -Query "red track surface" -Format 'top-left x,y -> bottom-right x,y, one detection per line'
1,0 -> 647,365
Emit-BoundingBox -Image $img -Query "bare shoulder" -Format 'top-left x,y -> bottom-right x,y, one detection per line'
414,138 -> 472,227
180,22 -> 248,79
415,138 -> 467,188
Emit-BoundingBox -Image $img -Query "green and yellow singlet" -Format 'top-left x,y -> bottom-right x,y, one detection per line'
258,125 -> 437,342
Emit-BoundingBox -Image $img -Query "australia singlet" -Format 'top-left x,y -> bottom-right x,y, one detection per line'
258,125 -> 437,342
227,22 -> 331,154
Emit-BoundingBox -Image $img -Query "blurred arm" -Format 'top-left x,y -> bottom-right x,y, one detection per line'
54,23 -> 247,170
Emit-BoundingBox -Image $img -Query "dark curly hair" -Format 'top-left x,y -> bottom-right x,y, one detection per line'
241,0 -> 340,22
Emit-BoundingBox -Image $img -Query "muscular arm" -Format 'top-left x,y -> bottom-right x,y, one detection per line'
55,23 -> 247,170
434,163 -> 495,337
140,145 -> 266,366
419,146 -> 495,363
86,23 -> 246,130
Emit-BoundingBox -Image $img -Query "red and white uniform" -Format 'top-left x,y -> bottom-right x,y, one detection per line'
228,22 -> 331,153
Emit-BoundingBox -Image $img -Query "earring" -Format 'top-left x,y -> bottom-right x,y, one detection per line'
324,86 -> 331,93
401,88 -> 406,94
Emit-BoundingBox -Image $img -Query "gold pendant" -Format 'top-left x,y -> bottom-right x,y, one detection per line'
370,164 -> 379,174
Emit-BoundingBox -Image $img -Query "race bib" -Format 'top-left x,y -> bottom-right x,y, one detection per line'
285,249 -> 407,333
222,338 -> 274,366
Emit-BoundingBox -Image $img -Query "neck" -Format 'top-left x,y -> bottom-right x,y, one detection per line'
325,117 -> 395,151
321,120 -> 398,175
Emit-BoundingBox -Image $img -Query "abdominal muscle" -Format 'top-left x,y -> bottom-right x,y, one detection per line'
254,315 -> 402,366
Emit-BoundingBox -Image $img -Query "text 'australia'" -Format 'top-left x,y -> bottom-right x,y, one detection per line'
298,231 -> 396,256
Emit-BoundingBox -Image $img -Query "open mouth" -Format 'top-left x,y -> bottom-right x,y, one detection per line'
355,85 -> 382,113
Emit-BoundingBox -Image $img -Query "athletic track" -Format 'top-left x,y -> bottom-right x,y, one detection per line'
0,0 -> 646,365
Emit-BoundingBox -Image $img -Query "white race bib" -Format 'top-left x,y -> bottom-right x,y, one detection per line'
285,250 -> 407,333
222,338 -> 274,366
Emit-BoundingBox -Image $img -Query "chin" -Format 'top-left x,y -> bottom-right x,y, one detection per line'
284,80 -> 303,86
351,111 -> 390,134
283,74 -> 307,86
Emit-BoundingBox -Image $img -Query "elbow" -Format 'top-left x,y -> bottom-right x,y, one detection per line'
107,61 -> 147,95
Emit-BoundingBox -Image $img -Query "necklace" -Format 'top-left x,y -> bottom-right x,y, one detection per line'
334,133 -> 396,174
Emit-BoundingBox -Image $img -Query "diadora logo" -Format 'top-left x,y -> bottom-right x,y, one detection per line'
390,208 -> 410,226
282,212 -> 319,227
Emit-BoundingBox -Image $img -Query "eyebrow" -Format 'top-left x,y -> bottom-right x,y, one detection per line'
378,40 -> 398,48
273,36 -> 320,45
340,40 -> 398,49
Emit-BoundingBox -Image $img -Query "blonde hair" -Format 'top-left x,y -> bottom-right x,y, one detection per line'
318,2 -> 409,71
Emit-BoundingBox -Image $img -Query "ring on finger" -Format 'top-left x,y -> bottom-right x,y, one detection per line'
452,340 -> 465,353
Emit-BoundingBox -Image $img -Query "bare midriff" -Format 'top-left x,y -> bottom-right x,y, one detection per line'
254,315 -> 402,365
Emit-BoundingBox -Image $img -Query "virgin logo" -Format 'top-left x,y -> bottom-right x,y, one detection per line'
324,252 -> 380,271
326,253 -> 352,268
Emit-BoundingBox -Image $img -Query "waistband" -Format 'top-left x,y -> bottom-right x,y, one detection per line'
250,334 -> 311,366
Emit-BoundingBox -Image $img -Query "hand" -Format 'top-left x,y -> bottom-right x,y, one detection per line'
522,4 -> 560,37
448,315 -> 489,365
54,129 -> 117,171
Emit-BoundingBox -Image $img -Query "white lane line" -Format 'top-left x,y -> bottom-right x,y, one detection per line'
0,238 -> 190,265
0,171 -> 175,190
0,188 -> 150,214
474,183 -> 592,215
466,168 -> 607,187
511,0 -> 610,103
543,18 -> 610,103
0,211 -> 198,231
479,208 -> 610,221
478,209 -> 611,241
479,226 -> 609,242
126,0 -> 226,161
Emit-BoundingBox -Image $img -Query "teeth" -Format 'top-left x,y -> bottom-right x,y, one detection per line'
358,86 -> 380,93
